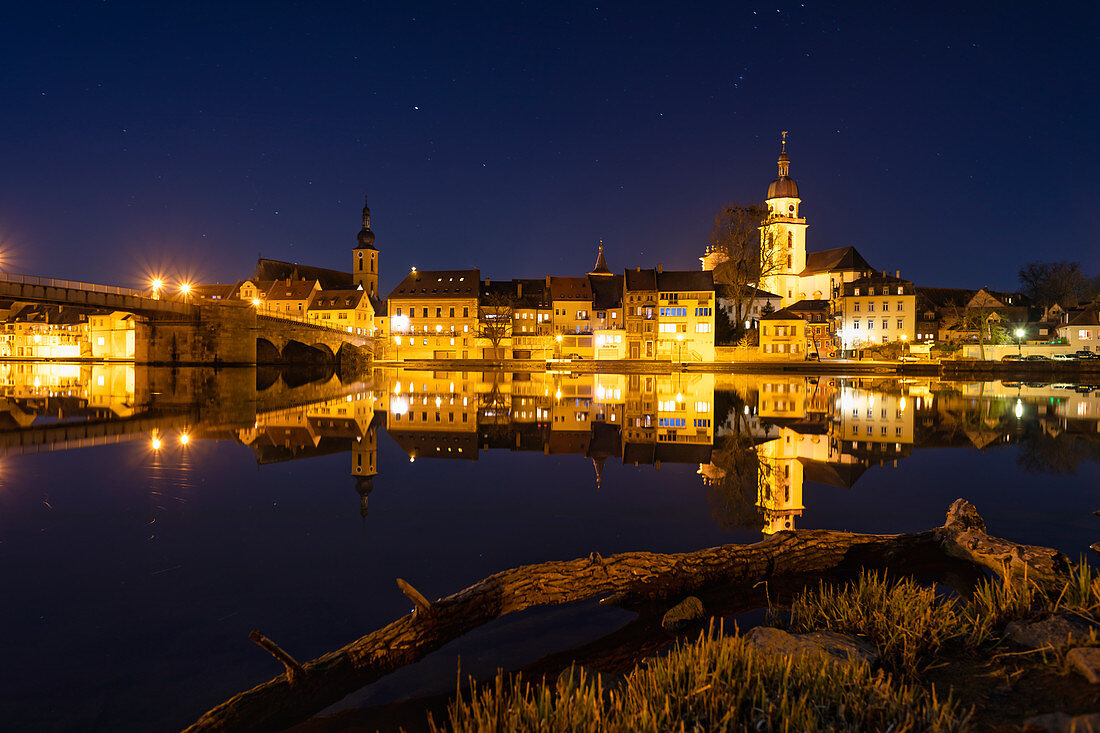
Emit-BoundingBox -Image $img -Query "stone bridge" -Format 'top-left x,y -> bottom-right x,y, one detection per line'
0,271 -> 371,365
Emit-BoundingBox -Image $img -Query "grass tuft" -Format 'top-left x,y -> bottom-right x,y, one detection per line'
432,625 -> 971,733
786,571 -> 963,674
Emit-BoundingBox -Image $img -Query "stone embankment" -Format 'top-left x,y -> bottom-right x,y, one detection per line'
374,356 -> 1100,380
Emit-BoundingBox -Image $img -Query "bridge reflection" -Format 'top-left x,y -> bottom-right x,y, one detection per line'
0,364 -> 1097,534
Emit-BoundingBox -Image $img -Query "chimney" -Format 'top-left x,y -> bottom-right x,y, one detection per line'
636,266 -> 640,272
517,282 -> 523,298
657,264 -> 663,274
896,270 -> 900,278
485,278 -> 490,286
546,275 -> 551,287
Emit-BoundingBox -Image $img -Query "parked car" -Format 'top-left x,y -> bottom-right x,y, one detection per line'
1001,354 -> 1025,362
1024,354 -> 1051,361
1051,353 -> 1075,361
1075,350 -> 1098,359
805,353 -> 820,361
898,355 -> 921,362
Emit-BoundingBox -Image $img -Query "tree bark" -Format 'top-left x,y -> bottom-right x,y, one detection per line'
184,499 -> 1073,733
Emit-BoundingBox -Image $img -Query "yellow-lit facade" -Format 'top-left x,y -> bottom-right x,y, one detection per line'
0,321 -> 87,359
306,290 -> 376,335
388,270 -> 480,360
88,312 -> 136,358
836,276 -> 917,351
758,310 -> 806,359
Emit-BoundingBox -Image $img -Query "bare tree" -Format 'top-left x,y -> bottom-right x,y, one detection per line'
941,300 -> 1007,360
1018,261 -> 1095,308
476,292 -> 513,356
708,204 -> 785,327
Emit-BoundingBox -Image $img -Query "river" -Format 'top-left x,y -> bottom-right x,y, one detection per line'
0,362 -> 1097,730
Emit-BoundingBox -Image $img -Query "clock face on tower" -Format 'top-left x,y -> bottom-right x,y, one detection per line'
788,204 -> 795,213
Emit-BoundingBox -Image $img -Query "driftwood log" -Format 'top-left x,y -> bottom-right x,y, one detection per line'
184,499 -> 1074,733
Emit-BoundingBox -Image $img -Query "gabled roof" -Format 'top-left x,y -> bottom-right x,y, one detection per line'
657,270 -> 714,292
388,269 -> 480,299
549,276 -> 591,301
1066,303 -> 1100,327
308,289 -> 368,310
193,282 -> 242,301
968,288 -> 1028,309
761,307 -> 805,321
254,258 -> 353,290
263,279 -> 320,301
624,268 -> 657,291
800,246 -> 874,276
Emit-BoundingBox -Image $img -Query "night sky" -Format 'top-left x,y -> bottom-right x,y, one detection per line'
2,2 -> 1096,294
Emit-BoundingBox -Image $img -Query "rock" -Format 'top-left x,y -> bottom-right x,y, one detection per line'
661,596 -> 706,631
1066,647 -> 1100,684
743,627 -> 879,666
1024,712 -> 1100,732
1006,615 -> 1097,651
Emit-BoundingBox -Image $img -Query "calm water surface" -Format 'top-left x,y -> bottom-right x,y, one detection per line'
0,363 -> 1097,731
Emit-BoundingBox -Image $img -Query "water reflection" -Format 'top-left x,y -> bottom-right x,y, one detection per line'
0,364 -> 1097,537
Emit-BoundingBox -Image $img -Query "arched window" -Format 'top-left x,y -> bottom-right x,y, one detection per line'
787,232 -> 793,249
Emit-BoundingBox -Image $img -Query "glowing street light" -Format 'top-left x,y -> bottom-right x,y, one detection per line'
179,431 -> 190,446
151,435 -> 162,450
1015,327 -> 1025,356
178,282 -> 192,297
251,298 -> 261,307
150,277 -> 163,300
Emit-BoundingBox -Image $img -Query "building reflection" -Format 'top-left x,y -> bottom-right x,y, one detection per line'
0,364 -> 1097,535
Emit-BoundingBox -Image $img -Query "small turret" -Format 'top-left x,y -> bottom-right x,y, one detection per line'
589,240 -> 612,276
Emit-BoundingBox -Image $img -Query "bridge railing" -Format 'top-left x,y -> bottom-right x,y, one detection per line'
255,306 -> 371,337
0,271 -> 145,297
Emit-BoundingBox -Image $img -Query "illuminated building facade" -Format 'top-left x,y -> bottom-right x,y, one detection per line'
835,273 -> 917,351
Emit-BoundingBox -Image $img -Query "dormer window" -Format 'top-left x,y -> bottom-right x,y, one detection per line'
853,288 -> 860,296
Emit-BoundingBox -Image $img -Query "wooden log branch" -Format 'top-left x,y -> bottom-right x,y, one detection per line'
934,499 -> 1074,589
184,499 -> 1073,733
396,578 -> 433,615
247,631 -> 304,685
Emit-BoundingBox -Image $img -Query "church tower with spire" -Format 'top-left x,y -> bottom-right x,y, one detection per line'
760,132 -> 808,304
353,194 -> 379,298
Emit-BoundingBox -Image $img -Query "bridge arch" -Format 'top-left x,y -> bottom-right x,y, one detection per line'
310,342 -> 336,362
256,338 -> 282,364
281,339 -> 334,365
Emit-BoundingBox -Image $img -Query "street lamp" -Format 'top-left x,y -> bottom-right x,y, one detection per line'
1015,327 -> 1025,356
555,333 -> 563,359
178,282 -> 192,298
150,278 -> 163,300
676,333 -> 684,363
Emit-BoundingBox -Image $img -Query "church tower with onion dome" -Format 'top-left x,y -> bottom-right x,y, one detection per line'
353,194 -> 379,298
760,132 -> 809,304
